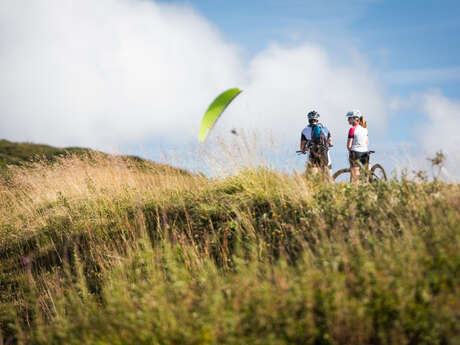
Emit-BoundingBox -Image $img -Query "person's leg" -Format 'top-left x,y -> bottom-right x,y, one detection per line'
359,153 -> 370,181
364,153 -> 371,175
308,165 -> 319,175
327,164 -> 333,182
326,152 -> 333,182
308,154 -> 321,177
351,166 -> 360,185
349,151 -> 360,185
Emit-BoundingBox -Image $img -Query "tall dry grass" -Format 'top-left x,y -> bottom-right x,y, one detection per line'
0,153 -> 202,240
0,152 -> 459,345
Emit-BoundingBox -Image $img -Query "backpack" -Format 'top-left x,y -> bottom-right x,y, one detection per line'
309,124 -> 329,165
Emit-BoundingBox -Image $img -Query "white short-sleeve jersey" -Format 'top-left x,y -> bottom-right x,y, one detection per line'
348,124 -> 368,152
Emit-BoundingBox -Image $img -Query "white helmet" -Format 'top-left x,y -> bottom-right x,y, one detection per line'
346,110 -> 361,119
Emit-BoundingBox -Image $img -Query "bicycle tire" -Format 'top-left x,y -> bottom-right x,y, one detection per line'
370,164 -> 387,182
333,168 -> 351,182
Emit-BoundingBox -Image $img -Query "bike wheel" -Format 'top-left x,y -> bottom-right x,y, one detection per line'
370,164 -> 387,182
333,168 -> 351,183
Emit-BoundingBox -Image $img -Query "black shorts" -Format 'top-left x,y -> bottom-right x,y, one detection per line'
349,151 -> 369,168
309,155 -> 328,167
309,150 -> 330,168
309,146 -> 329,168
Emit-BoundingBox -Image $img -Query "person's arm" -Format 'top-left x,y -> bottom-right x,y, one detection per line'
300,139 -> 307,153
327,132 -> 333,147
347,138 -> 353,151
347,127 -> 355,152
300,133 -> 308,153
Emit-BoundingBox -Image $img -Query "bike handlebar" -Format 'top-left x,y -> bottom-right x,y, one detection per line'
296,149 -> 375,155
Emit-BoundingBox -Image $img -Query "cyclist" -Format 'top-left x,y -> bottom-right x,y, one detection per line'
346,110 -> 369,185
300,110 -> 333,179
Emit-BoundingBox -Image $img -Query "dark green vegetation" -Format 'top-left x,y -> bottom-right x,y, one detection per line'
0,154 -> 459,344
0,138 -> 153,169
0,139 -> 90,168
0,139 -> 188,175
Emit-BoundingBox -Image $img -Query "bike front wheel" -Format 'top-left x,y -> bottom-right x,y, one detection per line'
333,168 -> 351,183
370,164 -> 387,182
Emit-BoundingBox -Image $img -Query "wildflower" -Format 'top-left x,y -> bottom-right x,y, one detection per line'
266,243 -> 271,247
294,210 -> 297,214
283,205 -> 287,208
272,231 -> 275,235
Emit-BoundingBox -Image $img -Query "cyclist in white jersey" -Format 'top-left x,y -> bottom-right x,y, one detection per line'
300,110 -> 333,180
346,110 -> 369,185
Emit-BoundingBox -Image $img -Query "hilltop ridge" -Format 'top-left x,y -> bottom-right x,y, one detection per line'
0,139 -> 189,175
0,139 -> 91,167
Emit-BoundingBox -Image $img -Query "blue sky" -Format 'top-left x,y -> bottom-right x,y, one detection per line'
187,0 -> 460,97
172,0 -> 460,171
187,0 -> 460,73
188,0 -> 460,95
1,0 -> 459,176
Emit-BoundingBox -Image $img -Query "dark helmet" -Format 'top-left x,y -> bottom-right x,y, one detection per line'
307,110 -> 320,120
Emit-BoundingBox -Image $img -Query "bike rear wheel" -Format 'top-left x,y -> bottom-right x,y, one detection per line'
333,168 -> 351,182
370,164 -> 387,182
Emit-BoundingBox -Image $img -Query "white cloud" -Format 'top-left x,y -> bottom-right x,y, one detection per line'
418,90 -> 460,154
0,0 -> 242,149
218,43 -> 387,145
389,88 -> 460,179
0,0 -> 387,152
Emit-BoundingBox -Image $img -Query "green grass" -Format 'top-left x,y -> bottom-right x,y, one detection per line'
0,139 -> 189,176
0,139 -> 92,168
0,153 -> 459,344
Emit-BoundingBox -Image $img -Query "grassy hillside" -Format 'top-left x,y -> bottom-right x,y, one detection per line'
0,139 -> 92,168
0,153 -> 459,344
0,139 -> 189,176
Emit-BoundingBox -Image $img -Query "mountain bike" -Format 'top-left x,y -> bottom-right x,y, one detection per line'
333,151 -> 387,183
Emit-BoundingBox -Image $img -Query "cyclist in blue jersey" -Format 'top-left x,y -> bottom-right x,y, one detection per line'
300,110 -> 333,179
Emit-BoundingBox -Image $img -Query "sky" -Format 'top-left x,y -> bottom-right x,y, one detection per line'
1,0 -> 459,176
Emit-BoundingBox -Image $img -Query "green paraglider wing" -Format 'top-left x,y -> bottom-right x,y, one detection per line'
199,88 -> 242,142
